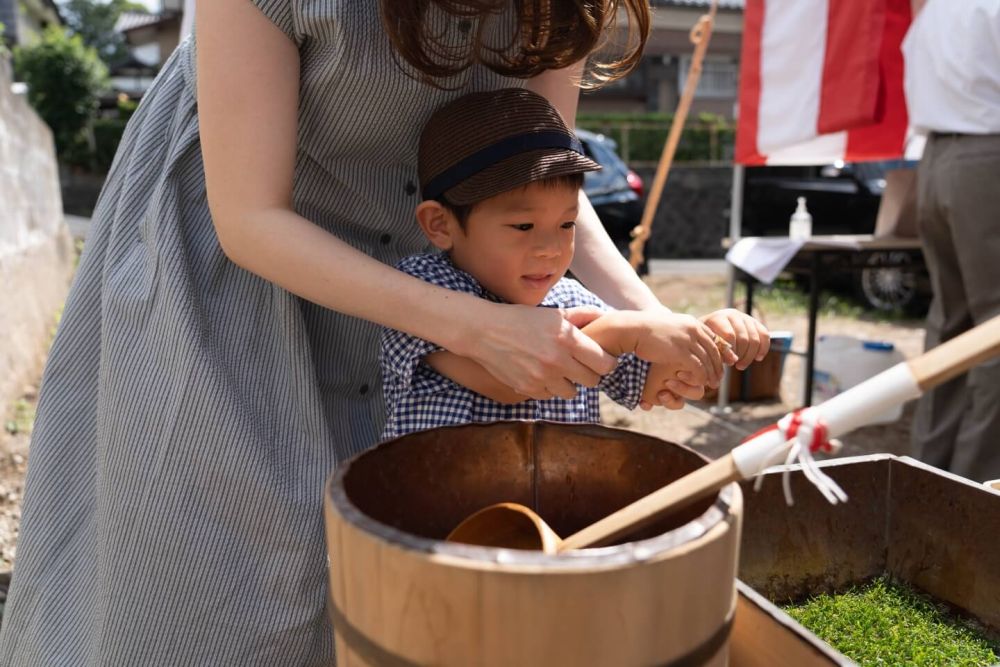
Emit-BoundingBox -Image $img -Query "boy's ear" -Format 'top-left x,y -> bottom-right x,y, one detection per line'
415,200 -> 456,250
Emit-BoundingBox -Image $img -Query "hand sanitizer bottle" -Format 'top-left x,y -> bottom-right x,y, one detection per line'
789,196 -> 813,240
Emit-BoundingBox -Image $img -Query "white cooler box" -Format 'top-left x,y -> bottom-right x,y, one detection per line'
809,335 -> 906,424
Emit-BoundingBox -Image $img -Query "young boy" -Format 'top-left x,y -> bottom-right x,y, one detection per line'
380,88 -> 768,439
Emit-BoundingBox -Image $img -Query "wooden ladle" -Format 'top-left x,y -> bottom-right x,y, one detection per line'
448,312 -> 1000,554
447,502 -> 562,553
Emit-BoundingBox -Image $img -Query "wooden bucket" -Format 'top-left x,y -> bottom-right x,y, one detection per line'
324,421 -> 743,666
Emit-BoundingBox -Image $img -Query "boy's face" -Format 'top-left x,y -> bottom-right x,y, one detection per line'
446,182 -> 579,305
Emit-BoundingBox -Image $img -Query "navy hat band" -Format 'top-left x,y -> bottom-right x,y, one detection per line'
421,131 -> 585,201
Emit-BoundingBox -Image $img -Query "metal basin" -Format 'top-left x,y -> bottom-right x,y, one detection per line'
731,454 -> 1000,666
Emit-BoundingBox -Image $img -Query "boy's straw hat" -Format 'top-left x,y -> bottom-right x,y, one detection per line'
418,88 -> 601,205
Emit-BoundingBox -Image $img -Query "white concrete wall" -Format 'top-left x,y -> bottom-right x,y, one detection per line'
0,55 -> 75,408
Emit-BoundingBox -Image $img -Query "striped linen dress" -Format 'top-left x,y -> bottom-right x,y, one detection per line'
0,2 -> 519,664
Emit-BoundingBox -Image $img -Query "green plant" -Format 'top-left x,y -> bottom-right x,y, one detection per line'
74,239 -> 85,269
4,399 -> 35,436
49,302 -> 65,342
117,93 -> 138,121
575,111 -> 735,163
59,0 -> 148,68
13,26 -> 108,166
93,117 -> 128,172
86,95 -> 139,173
747,278 -> 923,324
752,279 -> 865,319
785,577 -> 999,666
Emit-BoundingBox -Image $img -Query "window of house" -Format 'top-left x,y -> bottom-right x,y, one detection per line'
133,42 -> 162,67
678,56 -> 738,99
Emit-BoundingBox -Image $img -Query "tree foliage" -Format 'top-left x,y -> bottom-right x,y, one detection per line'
13,26 -> 109,161
58,0 -> 147,68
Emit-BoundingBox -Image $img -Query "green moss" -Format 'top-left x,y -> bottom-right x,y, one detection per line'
748,279 -> 921,323
753,279 -> 865,319
784,577 -> 999,666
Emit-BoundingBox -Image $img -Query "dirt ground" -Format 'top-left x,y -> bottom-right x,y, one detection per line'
0,272 -> 928,577
0,386 -> 32,573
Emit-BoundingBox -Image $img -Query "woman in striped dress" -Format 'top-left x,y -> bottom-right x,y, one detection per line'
0,1 -> 728,663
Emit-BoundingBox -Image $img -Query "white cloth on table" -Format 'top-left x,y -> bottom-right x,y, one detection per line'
725,236 -> 866,284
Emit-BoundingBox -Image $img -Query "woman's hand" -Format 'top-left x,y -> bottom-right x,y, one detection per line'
700,309 -> 771,370
457,303 -> 618,400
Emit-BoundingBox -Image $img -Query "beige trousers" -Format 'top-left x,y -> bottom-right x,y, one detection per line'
911,132 -> 1000,482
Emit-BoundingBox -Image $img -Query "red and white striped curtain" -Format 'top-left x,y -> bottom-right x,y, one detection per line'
735,0 -> 912,165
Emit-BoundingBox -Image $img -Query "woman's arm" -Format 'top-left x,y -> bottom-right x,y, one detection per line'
424,353 -> 527,404
422,305 -> 679,405
197,0 -> 617,400
423,308 -> 724,408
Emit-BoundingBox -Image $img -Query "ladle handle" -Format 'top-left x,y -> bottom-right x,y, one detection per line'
908,312 -> 1000,390
557,456 -> 741,551
558,312 -> 1000,553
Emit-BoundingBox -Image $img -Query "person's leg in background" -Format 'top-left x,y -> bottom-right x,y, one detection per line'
911,134 -> 973,473
941,134 -> 1000,481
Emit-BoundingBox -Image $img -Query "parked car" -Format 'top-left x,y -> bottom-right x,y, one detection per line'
576,129 -> 647,272
742,160 -> 930,314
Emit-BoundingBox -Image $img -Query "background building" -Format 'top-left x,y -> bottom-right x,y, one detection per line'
580,0 -> 744,120
112,0 -> 184,96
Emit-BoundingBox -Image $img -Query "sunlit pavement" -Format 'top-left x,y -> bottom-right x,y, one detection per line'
648,259 -> 728,276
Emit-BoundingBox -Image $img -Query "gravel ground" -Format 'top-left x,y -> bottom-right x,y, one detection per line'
0,271 -> 928,578
0,385 -> 34,574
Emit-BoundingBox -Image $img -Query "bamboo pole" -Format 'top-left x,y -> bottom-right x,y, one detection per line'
628,0 -> 720,270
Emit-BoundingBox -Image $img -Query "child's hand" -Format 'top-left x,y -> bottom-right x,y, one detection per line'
700,309 -> 770,370
580,308 -> 726,388
640,363 -> 705,411
628,309 -> 728,388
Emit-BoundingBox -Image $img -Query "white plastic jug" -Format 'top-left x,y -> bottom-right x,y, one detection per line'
810,335 -> 905,424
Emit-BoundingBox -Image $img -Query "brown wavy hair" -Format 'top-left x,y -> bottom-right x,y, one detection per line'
380,0 -> 651,88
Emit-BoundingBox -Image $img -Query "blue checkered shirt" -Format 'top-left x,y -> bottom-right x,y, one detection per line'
380,253 -> 650,439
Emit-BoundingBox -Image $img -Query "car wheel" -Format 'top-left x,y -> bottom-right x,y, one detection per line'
856,251 -> 926,315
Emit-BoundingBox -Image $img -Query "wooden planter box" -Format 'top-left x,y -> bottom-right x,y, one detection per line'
728,454 -> 1000,666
